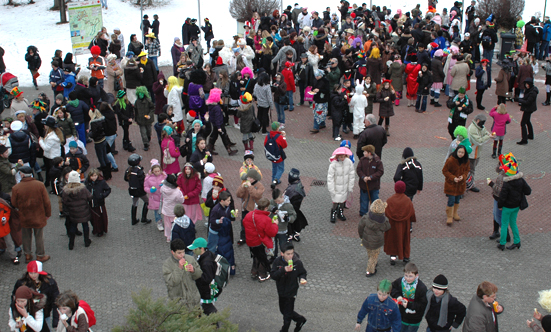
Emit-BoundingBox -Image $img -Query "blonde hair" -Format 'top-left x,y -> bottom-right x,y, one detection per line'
497,104 -> 507,114
87,168 -> 101,180
89,108 -> 102,122
538,289 -> 551,311
167,76 -> 180,92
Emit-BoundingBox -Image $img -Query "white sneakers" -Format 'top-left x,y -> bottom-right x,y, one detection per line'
157,222 -> 164,231
234,123 -> 241,129
334,136 -> 342,141
279,124 -> 285,129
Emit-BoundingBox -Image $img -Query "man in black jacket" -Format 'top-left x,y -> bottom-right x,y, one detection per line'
517,78 -> 538,145
393,147 -> 423,201
525,19 -> 539,55
188,237 -> 218,315
356,114 -> 387,159
271,243 -> 307,332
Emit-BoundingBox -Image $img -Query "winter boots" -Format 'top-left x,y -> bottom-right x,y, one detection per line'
336,204 -> 347,221
385,126 -> 390,136
445,206 -> 453,225
543,92 -> 551,106
123,140 -> 136,152
207,138 -> 219,155
489,220 -> 500,239
221,131 -> 238,155
141,205 -> 152,224
83,227 -> 91,247
131,206 -> 139,225
452,203 -> 461,221
330,208 -> 337,223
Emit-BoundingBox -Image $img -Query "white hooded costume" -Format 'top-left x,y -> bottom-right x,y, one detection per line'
349,81 -> 368,135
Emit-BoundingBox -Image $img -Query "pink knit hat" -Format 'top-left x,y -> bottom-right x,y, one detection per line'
206,88 -> 222,104
150,159 -> 160,167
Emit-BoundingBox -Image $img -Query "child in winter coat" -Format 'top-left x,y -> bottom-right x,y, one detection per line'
84,168 -> 111,237
144,159 -> 167,231
424,275 -> 467,331
363,75 -> 378,114
171,204 -> 196,255
201,162 -> 219,202
125,153 -> 152,226
161,174 -> 185,242
160,125 -> 181,174
177,163 -> 203,224
489,104 -> 512,158
327,147 -> 355,224
64,141 -> 90,180
239,150 -> 262,182
207,189 -> 235,253
376,80 -> 396,136
62,171 -> 93,250
357,199 -> 391,277
269,188 -> 296,255
415,63 -> 433,113
206,88 -> 237,155
390,263 -> 429,329
349,80 -> 368,138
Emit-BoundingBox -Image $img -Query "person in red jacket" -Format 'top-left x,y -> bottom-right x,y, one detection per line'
176,163 -> 203,224
282,61 -> 296,111
264,121 -> 288,190
242,198 -> 279,282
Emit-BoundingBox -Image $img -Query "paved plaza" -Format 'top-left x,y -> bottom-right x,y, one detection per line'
1,66 -> 550,331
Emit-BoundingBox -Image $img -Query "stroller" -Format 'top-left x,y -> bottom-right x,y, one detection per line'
0,72 -> 20,115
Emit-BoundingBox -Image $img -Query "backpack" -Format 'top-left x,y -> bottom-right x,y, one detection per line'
0,198 -> 11,238
264,134 -> 281,162
213,254 -> 230,297
481,34 -> 493,49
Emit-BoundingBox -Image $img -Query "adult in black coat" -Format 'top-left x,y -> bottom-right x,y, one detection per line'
524,21 -> 539,54
285,168 -> 308,241
25,46 -> 42,88
192,246 -> 218,315
411,24 -> 425,46
181,18 -> 191,45
151,15 -> 160,37
138,55 -> 158,103
330,89 -> 347,140
517,78 -> 538,144
0,46 -> 5,73
201,19 -> 214,49
356,114 -> 387,159
393,147 -> 423,200
188,20 -> 200,42
99,102 -> 118,153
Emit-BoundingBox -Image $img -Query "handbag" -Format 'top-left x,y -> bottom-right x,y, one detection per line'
251,110 -> 261,133
304,86 -> 314,102
163,145 -> 175,165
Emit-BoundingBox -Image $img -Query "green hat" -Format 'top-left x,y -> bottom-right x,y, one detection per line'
458,87 -> 466,94
271,121 -> 280,131
117,90 -> 126,98
187,237 -> 208,250
378,279 -> 392,293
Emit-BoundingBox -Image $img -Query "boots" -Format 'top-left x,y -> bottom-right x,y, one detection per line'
496,230 -> 511,243
385,125 -> 390,136
84,227 -> 91,247
127,140 -> 136,152
543,92 -> 551,106
249,138 -> 254,151
430,98 -> 435,105
452,203 -> 461,221
337,203 -> 347,221
242,140 -> 249,151
69,233 -> 75,250
131,206 -> 139,225
491,147 -> 497,159
497,144 -> 502,156
141,205 -> 152,224
434,99 -> 442,107
207,138 -> 219,155
330,208 -> 337,223
445,206 -> 453,225
489,220 -> 500,239
102,163 -> 112,181
221,131 -> 237,155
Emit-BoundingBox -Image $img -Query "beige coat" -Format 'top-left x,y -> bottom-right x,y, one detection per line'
162,255 -> 202,308
327,158 -> 355,203
450,60 -> 471,91
236,181 -> 265,212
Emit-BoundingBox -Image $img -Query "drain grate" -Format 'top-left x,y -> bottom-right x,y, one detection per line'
311,180 -> 326,186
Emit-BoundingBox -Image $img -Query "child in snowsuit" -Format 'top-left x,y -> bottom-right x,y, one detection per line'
349,80 -> 368,138
144,159 -> 167,231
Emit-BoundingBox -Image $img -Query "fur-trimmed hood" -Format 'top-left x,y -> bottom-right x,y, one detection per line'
503,172 -> 523,182
401,156 -> 417,164
63,183 -> 86,195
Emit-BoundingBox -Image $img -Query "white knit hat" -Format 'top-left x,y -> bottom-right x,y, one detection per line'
68,171 -> 81,184
204,162 -> 215,173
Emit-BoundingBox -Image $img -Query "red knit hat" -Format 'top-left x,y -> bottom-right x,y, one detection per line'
285,61 -> 294,68
216,57 -> 223,65
213,175 -> 224,187
481,59 -> 490,63
350,12 -> 356,18
91,45 -> 101,55
395,180 -> 406,194
382,79 -> 392,84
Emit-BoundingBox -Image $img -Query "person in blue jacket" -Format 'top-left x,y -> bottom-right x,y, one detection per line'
206,191 -> 235,265
49,61 -> 65,101
355,279 -> 402,332
61,67 -> 76,99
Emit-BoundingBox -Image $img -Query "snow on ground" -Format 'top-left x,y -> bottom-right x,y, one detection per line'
2,0 -> 540,87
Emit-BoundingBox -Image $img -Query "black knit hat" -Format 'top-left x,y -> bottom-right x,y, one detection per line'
288,168 -> 300,182
402,147 -> 414,159
432,274 -> 448,290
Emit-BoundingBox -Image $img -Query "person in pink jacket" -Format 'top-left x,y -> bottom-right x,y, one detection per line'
176,163 -> 203,224
160,126 -> 181,175
144,159 -> 167,231
160,174 -> 185,242
489,104 -> 512,158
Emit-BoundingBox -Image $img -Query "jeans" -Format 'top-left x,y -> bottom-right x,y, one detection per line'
99,0 -> 107,7
94,140 -> 108,167
105,134 -> 118,168
415,95 -> 427,111
272,161 -> 285,182
33,160 -> 42,173
493,199 -> 502,226
97,78 -> 104,90
539,41 -> 550,60
446,195 -> 461,207
274,233 -> 288,254
500,207 -> 520,245
153,209 -> 162,223
286,91 -> 294,110
149,56 -> 158,71
401,324 -> 420,332
75,123 -> 86,145
275,102 -> 286,124
360,189 -> 379,216
482,49 -> 493,84
207,228 -> 219,252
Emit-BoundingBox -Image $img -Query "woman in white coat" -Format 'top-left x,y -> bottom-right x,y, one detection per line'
38,115 -> 65,189
327,146 -> 355,223
164,76 -> 184,134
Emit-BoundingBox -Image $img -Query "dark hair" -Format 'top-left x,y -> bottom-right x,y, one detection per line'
63,53 -> 74,64
53,156 -> 64,167
173,204 -> 185,217
158,112 -> 168,123
219,191 -> 231,201
55,290 -> 79,312
99,102 -> 111,114
452,145 -> 468,164
51,61 -> 59,67
89,77 -> 98,87
68,91 -> 78,100
257,72 -> 270,86
195,136 -> 205,149
170,238 -> 187,251
282,243 -> 294,252
266,36 -> 273,42
130,33 -> 137,41
272,188 -> 282,200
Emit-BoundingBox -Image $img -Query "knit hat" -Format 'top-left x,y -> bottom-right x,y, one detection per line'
27,260 -> 48,275
55,93 -> 64,101
204,162 -> 215,173
271,121 -> 280,131
0,145 -> 7,155
480,58 -> 490,63
378,279 -> 392,293
150,159 -> 160,167
458,87 -> 466,94
370,199 -> 387,214
90,45 -> 101,55
499,152 -> 518,176
162,125 -> 173,135
288,168 -> 300,182
244,150 -> 254,160
15,286 -> 43,300
166,174 -> 178,186
117,90 -> 126,98
68,170 -> 80,183
69,140 -> 78,148
285,61 -> 294,68
10,120 -> 23,131
240,92 -> 253,104
395,180 -> 406,194
10,87 -> 23,98
247,168 -> 261,182
402,147 -> 414,159
433,274 -> 449,290
216,57 -> 224,65
361,144 -> 375,153
212,175 -> 224,187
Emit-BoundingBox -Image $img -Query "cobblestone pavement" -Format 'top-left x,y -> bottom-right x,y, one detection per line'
1,65 -> 550,332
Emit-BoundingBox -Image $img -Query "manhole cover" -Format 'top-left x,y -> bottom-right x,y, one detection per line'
311,180 -> 326,186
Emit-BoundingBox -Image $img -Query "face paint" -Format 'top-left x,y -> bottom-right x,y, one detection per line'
137,92 -> 145,99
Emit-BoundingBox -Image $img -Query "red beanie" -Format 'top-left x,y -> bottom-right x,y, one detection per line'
91,45 -> 101,55
216,57 -> 223,65
395,180 -> 406,194
350,12 -> 356,18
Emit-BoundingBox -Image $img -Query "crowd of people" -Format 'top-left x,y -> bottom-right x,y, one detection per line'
0,0 -> 548,331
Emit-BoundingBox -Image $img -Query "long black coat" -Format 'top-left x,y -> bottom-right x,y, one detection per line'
416,70 -> 433,95
85,176 -> 111,207
330,90 -> 348,125
195,250 -> 217,300
62,183 -> 92,223
356,124 -> 387,159
498,173 -> 531,209
139,59 -> 157,87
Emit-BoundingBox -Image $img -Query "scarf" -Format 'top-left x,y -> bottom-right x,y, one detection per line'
448,95 -> 468,121
68,99 -> 79,107
140,57 -> 148,65
424,291 -> 450,328
401,277 -> 418,300
117,98 -> 127,110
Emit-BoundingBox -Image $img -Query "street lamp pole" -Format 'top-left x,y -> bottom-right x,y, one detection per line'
197,0 -> 202,44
